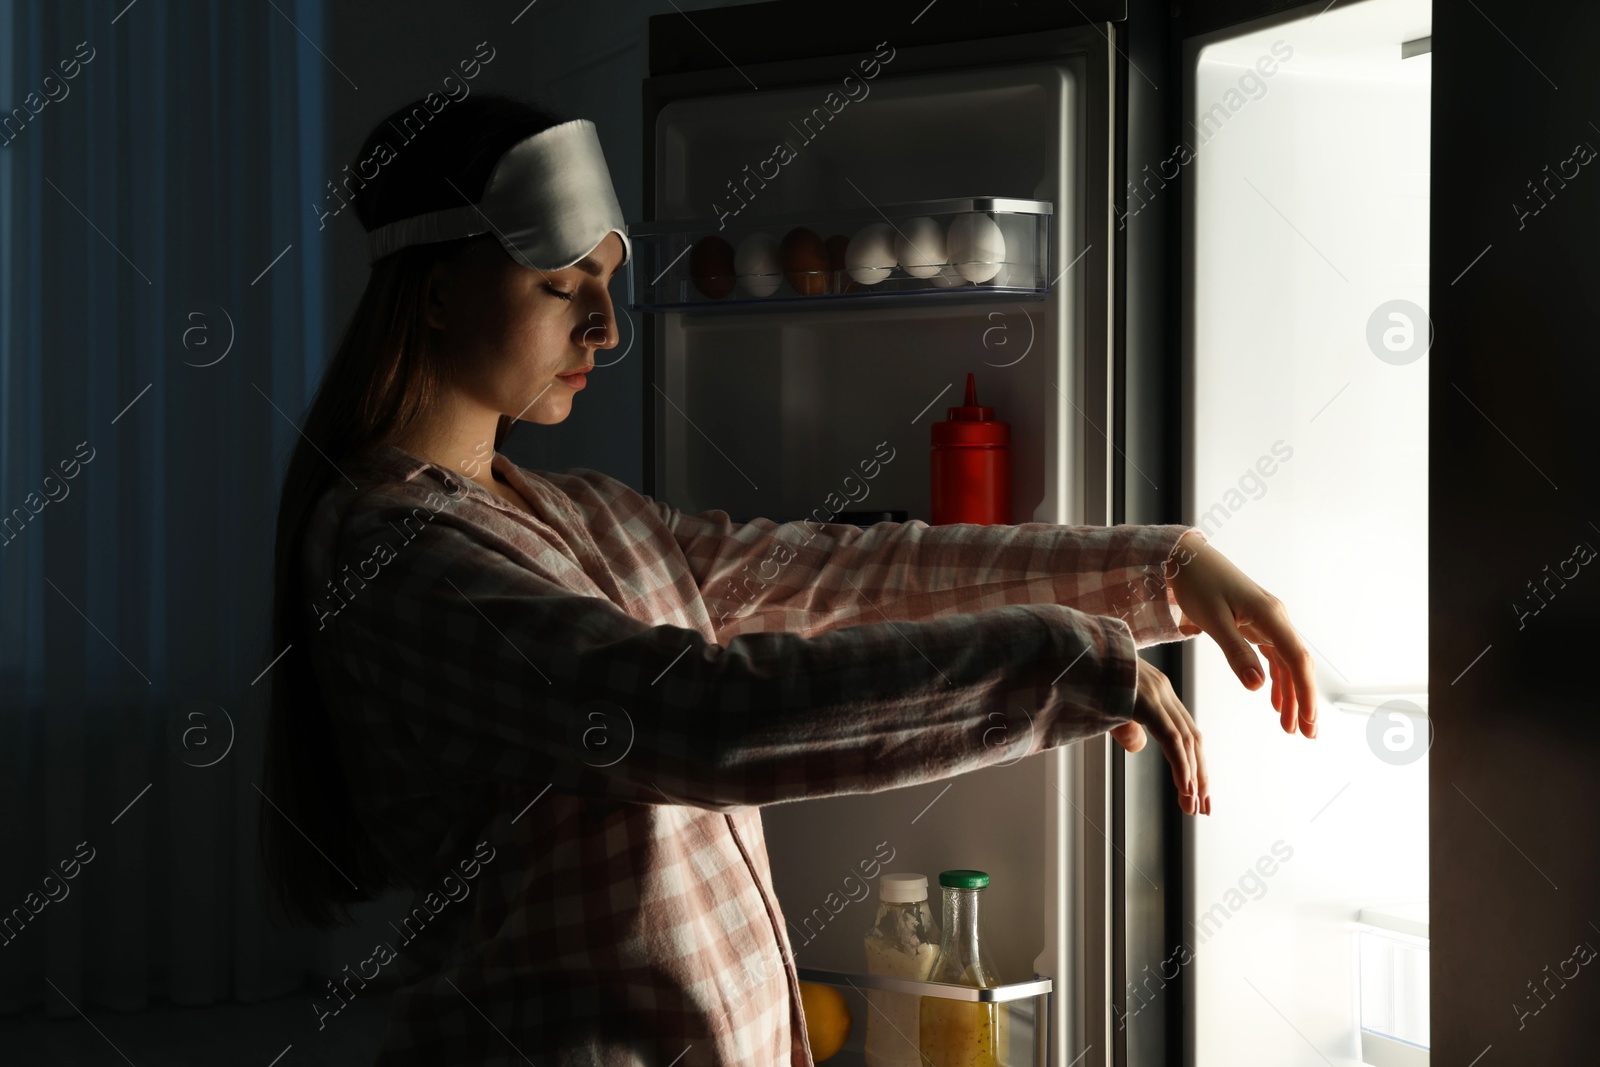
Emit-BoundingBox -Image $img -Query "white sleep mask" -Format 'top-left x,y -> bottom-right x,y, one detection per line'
364,118 -> 632,273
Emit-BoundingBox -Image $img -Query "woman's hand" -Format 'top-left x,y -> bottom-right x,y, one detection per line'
1166,530 -> 1318,739
1108,532 -> 1318,817
1111,660 -> 1209,816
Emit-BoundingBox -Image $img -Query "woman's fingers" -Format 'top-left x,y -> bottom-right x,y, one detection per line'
1191,718 -> 1209,815
1184,592 -> 1267,691
1292,644 -> 1317,738
1131,659 -> 1209,816
1262,643 -> 1295,732
1133,661 -> 1190,812
1159,681 -> 1199,814
1165,687 -> 1207,817
1156,710 -> 1191,810
1282,632 -> 1318,738
1220,626 -> 1265,690
1166,536 -> 1318,741
1247,604 -> 1317,738
1266,645 -> 1286,716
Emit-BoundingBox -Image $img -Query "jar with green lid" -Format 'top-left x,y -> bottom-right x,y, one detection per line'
919,869 -> 1009,1067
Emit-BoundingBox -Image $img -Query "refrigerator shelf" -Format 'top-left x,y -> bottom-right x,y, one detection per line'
627,196 -> 1054,313
797,966 -> 1050,1067
797,966 -> 1053,1003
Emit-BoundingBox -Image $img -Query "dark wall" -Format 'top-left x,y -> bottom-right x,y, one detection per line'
1431,2 -> 1600,1060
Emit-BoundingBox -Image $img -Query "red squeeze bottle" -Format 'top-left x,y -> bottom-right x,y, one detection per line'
930,372 -> 1012,525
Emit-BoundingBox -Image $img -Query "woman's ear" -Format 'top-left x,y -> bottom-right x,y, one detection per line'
424,259 -> 451,331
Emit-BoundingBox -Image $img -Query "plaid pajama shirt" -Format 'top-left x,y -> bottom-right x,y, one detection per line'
300,442 -> 1204,1066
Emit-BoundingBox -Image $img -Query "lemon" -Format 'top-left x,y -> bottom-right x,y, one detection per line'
797,980 -> 852,1061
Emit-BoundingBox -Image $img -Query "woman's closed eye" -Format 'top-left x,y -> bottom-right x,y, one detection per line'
543,284 -> 575,301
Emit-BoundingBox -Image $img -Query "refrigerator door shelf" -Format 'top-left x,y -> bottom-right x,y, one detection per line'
798,966 -> 1053,1003
627,197 -> 1052,312
798,966 -> 1049,1067
1357,901 -> 1429,941
1359,1030 -> 1429,1067
1355,922 -> 1430,1059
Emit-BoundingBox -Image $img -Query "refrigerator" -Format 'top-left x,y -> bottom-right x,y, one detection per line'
629,1 -> 1431,1064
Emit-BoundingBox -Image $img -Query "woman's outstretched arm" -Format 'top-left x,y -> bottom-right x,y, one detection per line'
319,493 -> 1147,813
555,469 -> 1206,648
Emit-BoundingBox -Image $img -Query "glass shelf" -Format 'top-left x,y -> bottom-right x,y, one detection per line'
1331,691 -> 1430,717
626,196 -> 1053,313
1356,904 -> 1429,1064
797,966 -> 1051,1067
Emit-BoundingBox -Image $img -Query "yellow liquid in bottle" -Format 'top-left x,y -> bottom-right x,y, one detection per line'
918,997 -> 1010,1067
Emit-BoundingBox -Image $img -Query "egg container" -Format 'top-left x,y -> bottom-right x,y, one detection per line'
625,196 -> 1053,312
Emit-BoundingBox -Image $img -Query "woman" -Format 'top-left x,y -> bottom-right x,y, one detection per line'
261,94 -> 1317,1067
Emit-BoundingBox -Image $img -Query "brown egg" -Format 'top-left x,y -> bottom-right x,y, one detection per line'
824,234 -> 857,294
689,235 -> 735,299
780,227 -> 829,295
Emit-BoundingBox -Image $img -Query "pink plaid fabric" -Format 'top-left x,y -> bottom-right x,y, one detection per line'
299,442 -> 1204,1066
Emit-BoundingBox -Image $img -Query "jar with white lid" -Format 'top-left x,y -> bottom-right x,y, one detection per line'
863,872 -> 941,1067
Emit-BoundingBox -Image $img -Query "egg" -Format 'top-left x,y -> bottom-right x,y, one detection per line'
928,264 -> 968,288
894,216 -> 947,279
779,227 -> 830,296
947,212 -> 1007,283
824,234 -> 857,294
734,232 -> 782,297
845,222 -> 896,285
688,235 -> 735,299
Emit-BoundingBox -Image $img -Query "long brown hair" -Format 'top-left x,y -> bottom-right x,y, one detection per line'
260,94 -> 566,928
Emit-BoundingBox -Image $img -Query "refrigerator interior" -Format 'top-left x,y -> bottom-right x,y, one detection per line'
651,61 -> 1081,532
1184,0 -> 1431,1064
649,58 -> 1087,999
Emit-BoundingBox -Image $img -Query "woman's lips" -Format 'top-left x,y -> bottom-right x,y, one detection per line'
556,366 -> 592,390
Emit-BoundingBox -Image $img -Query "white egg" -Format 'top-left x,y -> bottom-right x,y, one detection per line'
929,264 -> 968,288
845,222 -> 897,285
734,232 -> 782,297
894,216 -> 947,279
947,212 -> 1007,283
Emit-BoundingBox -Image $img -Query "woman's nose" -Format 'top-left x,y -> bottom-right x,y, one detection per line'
577,289 -> 619,351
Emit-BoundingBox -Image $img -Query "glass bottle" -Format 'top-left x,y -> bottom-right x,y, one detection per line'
864,873 -> 941,1067
919,870 -> 1010,1067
